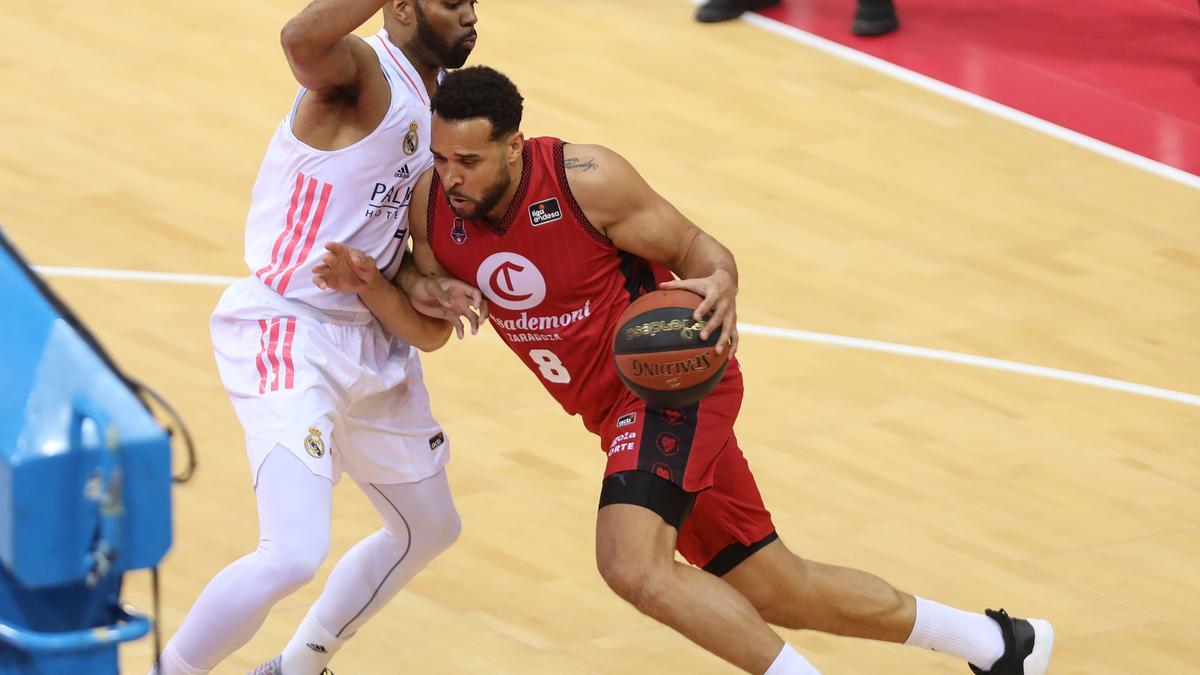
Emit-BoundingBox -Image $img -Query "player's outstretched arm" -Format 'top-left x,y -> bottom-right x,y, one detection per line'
565,144 -> 740,354
280,0 -> 389,93
312,243 -> 456,351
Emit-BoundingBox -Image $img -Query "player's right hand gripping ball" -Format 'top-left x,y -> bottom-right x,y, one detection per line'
612,289 -> 730,407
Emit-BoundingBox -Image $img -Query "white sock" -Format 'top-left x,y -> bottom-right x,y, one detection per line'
280,610 -> 348,674
150,644 -> 209,675
765,643 -> 822,675
904,596 -> 1004,670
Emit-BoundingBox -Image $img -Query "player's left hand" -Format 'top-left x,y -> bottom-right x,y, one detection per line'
408,274 -> 490,339
313,242 -> 378,294
658,270 -> 738,355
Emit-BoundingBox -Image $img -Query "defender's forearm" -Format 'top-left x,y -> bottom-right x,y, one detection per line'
360,273 -> 452,352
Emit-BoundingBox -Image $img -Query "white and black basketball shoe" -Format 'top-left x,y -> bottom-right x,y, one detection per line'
969,608 -> 1054,675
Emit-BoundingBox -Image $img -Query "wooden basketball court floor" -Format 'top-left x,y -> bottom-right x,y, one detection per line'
2,1 -> 1198,672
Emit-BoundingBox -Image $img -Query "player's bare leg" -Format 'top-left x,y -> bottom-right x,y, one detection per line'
595,504 -> 795,674
723,539 -> 1054,675
722,539 -> 915,639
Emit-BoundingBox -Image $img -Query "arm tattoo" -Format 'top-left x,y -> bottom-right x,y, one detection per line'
564,157 -> 599,172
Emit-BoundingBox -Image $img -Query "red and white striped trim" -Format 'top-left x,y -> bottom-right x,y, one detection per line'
374,35 -> 428,106
256,317 -> 298,394
280,317 -> 296,390
256,172 -> 333,293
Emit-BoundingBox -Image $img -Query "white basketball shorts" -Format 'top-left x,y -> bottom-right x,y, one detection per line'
210,278 -> 449,486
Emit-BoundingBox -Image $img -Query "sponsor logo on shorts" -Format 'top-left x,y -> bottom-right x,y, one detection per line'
608,431 -> 638,457
304,427 -> 325,459
652,463 -> 673,482
656,432 -> 680,456
617,412 -> 638,427
306,642 -> 328,654
659,408 -> 687,425
529,197 -> 563,226
429,431 -> 445,451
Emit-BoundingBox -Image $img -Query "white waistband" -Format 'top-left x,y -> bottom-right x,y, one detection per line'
238,277 -> 376,326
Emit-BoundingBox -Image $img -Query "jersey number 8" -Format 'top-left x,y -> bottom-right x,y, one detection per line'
529,349 -> 570,384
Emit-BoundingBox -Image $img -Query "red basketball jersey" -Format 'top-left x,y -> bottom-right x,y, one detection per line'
427,137 -> 675,430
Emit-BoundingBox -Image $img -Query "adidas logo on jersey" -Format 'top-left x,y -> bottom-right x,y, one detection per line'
394,164 -> 410,179
529,197 -> 563,226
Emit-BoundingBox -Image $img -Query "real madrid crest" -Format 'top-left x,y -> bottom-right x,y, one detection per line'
304,426 -> 326,459
403,121 -> 419,156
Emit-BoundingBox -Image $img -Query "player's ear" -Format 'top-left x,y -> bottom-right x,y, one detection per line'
506,131 -> 524,163
388,0 -> 415,26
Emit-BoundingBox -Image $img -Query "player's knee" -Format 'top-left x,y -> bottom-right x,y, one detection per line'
597,557 -> 670,612
381,507 -> 460,562
258,555 -> 322,595
259,536 -> 329,592
413,508 -> 462,558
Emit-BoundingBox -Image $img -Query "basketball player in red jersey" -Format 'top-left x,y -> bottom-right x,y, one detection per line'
314,66 -> 1053,675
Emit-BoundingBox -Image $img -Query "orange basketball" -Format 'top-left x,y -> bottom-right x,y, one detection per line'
611,289 -> 729,407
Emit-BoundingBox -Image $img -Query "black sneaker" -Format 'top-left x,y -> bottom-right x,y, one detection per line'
696,0 -> 783,23
852,0 -> 899,36
969,608 -> 1054,675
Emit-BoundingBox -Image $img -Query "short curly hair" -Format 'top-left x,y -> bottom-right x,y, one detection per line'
430,66 -> 524,141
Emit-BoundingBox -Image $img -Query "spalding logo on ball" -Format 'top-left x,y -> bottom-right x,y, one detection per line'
611,289 -> 730,407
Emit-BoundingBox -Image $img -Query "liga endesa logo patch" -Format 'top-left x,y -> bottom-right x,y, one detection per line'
528,197 -> 563,226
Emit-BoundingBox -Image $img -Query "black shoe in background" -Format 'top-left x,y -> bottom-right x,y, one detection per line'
696,0 -> 783,23
852,0 -> 899,35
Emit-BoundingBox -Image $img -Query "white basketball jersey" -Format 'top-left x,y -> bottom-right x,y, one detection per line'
242,29 -> 435,320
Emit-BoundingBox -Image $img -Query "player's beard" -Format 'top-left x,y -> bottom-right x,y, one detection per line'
414,2 -> 476,69
447,165 -> 512,223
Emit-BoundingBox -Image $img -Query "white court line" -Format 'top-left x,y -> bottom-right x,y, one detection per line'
35,265 -> 1200,408
739,324 -> 1200,407
34,265 -> 242,286
735,11 -> 1200,191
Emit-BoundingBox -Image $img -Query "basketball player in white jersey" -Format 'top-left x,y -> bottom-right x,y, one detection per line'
152,2 -> 481,674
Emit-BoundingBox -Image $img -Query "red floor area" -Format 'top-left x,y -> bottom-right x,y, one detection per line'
758,0 -> 1200,176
